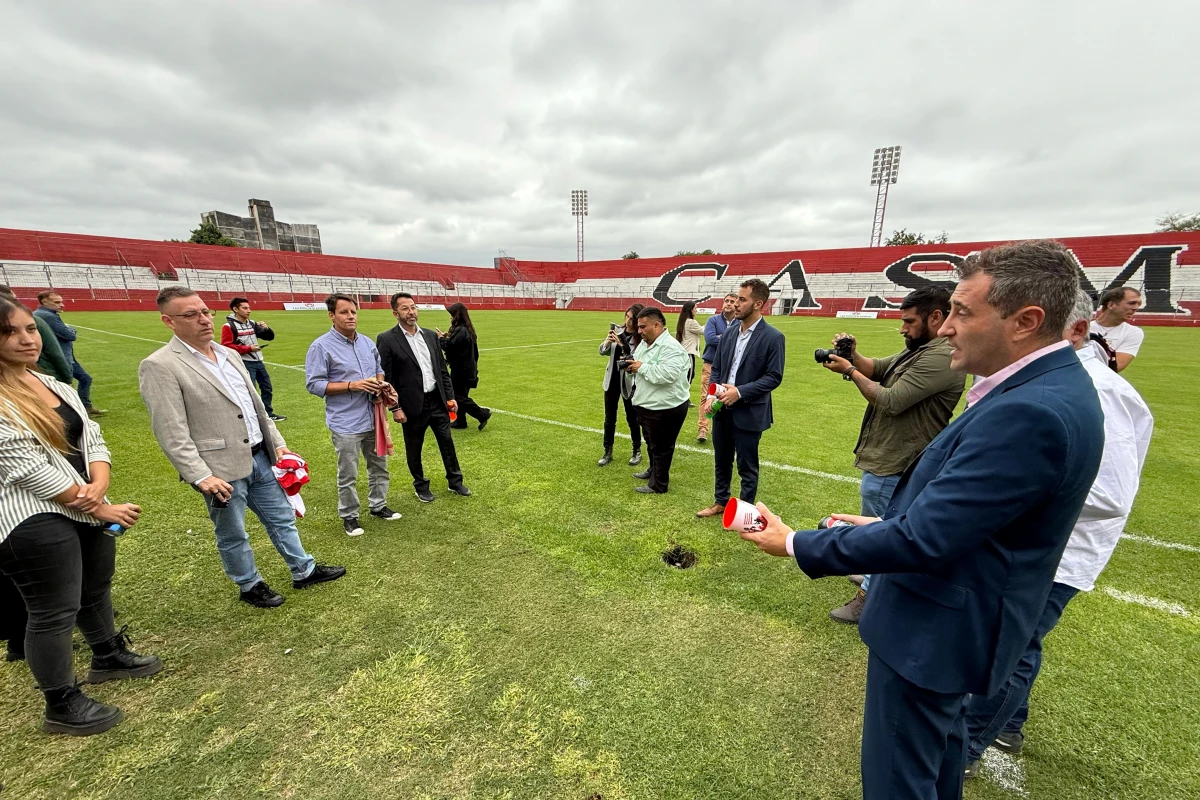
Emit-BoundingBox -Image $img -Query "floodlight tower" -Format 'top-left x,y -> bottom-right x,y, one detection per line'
869,146 -> 902,247
571,189 -> 588,261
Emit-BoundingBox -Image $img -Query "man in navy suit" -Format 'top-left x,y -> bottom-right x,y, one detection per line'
739,240 -> 1104,800
695,279 -> 786,519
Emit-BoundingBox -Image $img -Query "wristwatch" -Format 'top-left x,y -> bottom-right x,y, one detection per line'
842,366 -> 857,381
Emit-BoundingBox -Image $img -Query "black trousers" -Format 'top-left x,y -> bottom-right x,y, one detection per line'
635,400 -> 690,493
450,372 -> 487,424
602,379 -> 642,451
243,359 -> 274,413
0,571 -> 27,645
0,513 -> 117,691
862,650 -> 967,800
401,390 -> 464,491
712,413 -> 763,504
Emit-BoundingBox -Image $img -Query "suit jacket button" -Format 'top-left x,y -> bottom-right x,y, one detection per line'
238,414 -> 244,419
243,438 -> 249,443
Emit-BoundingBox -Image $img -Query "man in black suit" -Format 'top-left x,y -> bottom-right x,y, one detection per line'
739,240 -> 1104,799
695,278 -> 786,519
376,292 -> 470,503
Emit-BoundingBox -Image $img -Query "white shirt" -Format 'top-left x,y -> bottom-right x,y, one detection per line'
1090,320 -> 1144,360
182,340 -> 263,446
403,326 -> 437,392
727,317 -> 762,385
1053,346 -> 1154,591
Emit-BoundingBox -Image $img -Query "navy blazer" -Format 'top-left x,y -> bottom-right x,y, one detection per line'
791,345 -> 1104,696
709,318 -> 785,432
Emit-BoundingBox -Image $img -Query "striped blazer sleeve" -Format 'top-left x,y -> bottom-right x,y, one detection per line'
0,418 -> 79,501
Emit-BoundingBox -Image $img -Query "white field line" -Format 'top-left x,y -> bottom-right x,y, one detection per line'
980,749 -> 1028,797
74,326 -> 307,371
480,339 -> 593,351
1120,533 -> 1200,554
1101,588 -> 1191,617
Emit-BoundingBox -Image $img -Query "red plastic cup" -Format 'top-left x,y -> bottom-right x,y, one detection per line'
448,407 -> 458,422
723,497 -> 767,533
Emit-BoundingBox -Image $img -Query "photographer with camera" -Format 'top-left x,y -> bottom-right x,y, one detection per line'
598,304 -> 645,467
818,285 -> 965,624
627,307 -> 691,494
305,293 -> 403,537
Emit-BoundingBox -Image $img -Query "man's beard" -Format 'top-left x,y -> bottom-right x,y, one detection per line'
904,330 -> 931,351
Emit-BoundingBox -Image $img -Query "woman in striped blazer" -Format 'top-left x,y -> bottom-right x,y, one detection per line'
0,298 -> 160,736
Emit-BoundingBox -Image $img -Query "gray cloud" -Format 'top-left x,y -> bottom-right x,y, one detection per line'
1,0 -> 1196,266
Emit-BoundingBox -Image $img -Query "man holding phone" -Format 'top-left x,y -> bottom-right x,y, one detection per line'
222,297 -> 285,421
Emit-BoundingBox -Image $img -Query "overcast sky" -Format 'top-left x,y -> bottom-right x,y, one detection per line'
1,1 -> 1196,266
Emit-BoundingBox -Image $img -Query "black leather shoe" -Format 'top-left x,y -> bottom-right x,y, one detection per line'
634,485 -> 660,494
416,488 -> 435,503
87,626 -> 163,684
449,485 -> 472,497
478,409 -> 491,431
42,685 -> 123,736
293,564 -> 347,590
633,469 -> 651,480
239,581 -> 285,608
598,450 -> 614,467
628,449 -> 642,466
450,421 -> 469,429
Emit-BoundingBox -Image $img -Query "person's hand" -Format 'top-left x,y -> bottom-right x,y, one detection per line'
700,396 -> 714,416
275,446 -> 296,460
436,327 -> 445,338
822,354 -> 853,375
605,330 -> 620,344
66,481 -> 107,513
196,476 -> 234,503
392,408 -> 407,424
829,513 -> 882,526
447,399 -> 458,413
738,502 -> 793,557
93,503 -> 141,528
718,384 -> 740,405
627,360 -> 643,373
350,378 -> 383,394
834,331 -> 857,353
249,345 -> 263,352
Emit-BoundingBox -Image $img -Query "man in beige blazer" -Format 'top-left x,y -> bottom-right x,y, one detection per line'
139,286 -> 345,608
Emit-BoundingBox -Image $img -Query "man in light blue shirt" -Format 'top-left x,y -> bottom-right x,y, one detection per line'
305,293 -> 401,537
628,307 -> 692,494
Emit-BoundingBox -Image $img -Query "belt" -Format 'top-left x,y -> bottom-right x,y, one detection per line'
250,441 -> 264,456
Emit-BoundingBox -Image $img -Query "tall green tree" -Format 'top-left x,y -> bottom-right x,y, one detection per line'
884,229 -> 949,246
621,251 -> 640,259
1156,212 -> 1200,232
188,220 -> 239,247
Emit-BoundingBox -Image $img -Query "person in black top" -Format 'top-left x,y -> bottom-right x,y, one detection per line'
0,298 -> 160,737
438,303 -> 491,430
597,303 -> 644,467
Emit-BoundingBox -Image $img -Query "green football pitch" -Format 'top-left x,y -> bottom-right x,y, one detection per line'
1,309 -> 1197,799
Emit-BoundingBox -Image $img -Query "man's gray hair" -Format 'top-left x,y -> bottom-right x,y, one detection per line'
956,239 -> 1081,341
1064,290 -> 1096,331
156,285 -> 197,311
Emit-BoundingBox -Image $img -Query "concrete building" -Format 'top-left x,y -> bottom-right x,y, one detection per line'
201,199 -> 322,253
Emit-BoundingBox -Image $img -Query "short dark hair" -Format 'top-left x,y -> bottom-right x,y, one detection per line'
956,239 -> 1081,340
740,279 -> 770,305
325,293 -> 358,313
1099,285 -> 1139,309
229,297 -> 249,310
156,285 -> 197,311
0,284 -> 13,298
899,285 -> 952,319
390,292 -> 414,310
37,290 -> 58,304
637,307 -> 666,326
724,292 -> 738,300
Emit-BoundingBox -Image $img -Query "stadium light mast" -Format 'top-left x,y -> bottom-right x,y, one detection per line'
868,146 -> 902,247
571,189 -> 588,261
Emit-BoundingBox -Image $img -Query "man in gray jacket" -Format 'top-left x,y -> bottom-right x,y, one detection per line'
138,286 -> 345,608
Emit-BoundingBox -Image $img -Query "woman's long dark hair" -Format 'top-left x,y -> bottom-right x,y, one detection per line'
675,301 -> 696,343
626,303 -> 645,348
446,302 -> 477,342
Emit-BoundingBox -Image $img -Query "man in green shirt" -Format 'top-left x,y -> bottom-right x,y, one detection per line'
0,285 -> 73,383
627,307 -> 692,494
820,284 -> 966,623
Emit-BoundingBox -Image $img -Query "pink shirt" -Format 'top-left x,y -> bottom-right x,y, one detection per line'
965,340 -> 1070,407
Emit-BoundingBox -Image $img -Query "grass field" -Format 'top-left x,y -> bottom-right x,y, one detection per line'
1,308 -> 1197,799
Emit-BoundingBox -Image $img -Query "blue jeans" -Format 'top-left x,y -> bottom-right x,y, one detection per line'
964,581 -> 1079,761
858,471 -> 901,593
71,359 -> 93,408
243,359 -> 274,414
205,450 -> 315,591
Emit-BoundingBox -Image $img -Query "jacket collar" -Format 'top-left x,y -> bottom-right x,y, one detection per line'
974,344 -> 1080,409
168,336 -> 238,406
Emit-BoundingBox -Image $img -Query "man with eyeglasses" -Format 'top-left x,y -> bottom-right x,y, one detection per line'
139,286 -> 345,609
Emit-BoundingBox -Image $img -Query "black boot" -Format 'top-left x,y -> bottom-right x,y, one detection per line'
86,626 -> 163,684
628,448 -> 643,466
42,684 -> 123,736
598,449 -> 614,467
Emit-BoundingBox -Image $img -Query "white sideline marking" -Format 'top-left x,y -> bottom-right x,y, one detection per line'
1101,588 -> 1191,617
74,326 -> 306,371
980,749 -> 1028,797
480,339 -> 593,351
1120,533 -> 1200,554
491,408 -> 861,484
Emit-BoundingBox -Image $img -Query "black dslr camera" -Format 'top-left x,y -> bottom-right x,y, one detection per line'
814,337 -> 855,364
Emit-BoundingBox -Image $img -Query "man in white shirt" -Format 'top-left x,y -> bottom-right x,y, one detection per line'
963,289 -> 1153,776
1090,286 -> 1144,372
